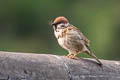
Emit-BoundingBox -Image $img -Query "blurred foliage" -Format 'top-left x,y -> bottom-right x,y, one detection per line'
0,0 -> 120,60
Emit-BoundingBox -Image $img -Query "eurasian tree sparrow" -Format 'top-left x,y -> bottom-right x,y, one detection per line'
51,16 -> 102,65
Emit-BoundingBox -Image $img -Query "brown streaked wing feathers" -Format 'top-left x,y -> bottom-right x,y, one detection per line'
67,25 -> 90,46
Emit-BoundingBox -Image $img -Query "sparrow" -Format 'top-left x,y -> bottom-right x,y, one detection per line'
51,16 -> 102,65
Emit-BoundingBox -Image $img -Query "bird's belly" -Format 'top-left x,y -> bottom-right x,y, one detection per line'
58,37 -> 68,50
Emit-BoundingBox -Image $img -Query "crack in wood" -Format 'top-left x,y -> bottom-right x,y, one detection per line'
52,55 -> 73,80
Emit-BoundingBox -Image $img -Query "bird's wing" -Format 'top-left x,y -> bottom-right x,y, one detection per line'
67,25 -> 90,46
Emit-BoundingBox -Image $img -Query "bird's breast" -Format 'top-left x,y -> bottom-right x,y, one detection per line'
54,29 -> 67,49
58,37 -> 65,46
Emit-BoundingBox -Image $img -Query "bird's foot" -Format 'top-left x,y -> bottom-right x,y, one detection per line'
67,54 -> 79,59
68,55 -> 75,59
66,53 -> 72,58
69,56 -> 79,59
64,53 -> 79,59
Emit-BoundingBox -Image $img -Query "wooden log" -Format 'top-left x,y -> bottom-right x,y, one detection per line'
0,51 -> 120,80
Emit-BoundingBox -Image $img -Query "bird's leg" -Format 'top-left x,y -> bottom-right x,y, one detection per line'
66,53 -> 72,57
66,52 -> 79,59
70,53 -> 78,59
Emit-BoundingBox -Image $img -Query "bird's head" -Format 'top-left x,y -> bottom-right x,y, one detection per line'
51,16 -> 70,30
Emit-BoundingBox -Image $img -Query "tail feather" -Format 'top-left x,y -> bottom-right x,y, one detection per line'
85,50 -> 102,65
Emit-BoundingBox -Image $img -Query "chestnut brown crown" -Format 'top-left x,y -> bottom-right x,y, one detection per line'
52,16 -> 68,25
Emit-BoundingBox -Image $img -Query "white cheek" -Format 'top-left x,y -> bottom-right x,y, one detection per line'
54,31 -> 59,38
54,29 -> 62,38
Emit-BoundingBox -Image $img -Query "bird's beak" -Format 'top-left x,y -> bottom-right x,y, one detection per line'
51,22 -> 56,26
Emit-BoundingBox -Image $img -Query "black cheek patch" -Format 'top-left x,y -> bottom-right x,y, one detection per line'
61,25 -> 65,27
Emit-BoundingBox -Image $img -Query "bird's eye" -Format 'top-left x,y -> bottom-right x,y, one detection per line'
58,22 -> 62,24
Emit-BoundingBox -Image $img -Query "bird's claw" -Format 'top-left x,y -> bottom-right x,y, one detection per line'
65,54 -> 78,59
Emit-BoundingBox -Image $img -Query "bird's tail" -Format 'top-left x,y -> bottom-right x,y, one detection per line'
85,50 -> 102,65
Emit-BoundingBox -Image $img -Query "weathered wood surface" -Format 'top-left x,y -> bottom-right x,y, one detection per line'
0,51 -> 120,80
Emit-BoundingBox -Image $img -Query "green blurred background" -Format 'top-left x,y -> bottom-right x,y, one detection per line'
0,0 -> 120,60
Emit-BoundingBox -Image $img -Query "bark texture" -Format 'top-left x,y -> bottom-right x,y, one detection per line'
0,51 -> 120,80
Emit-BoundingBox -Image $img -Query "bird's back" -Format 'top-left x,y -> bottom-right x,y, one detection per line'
66,25 -> 90,46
